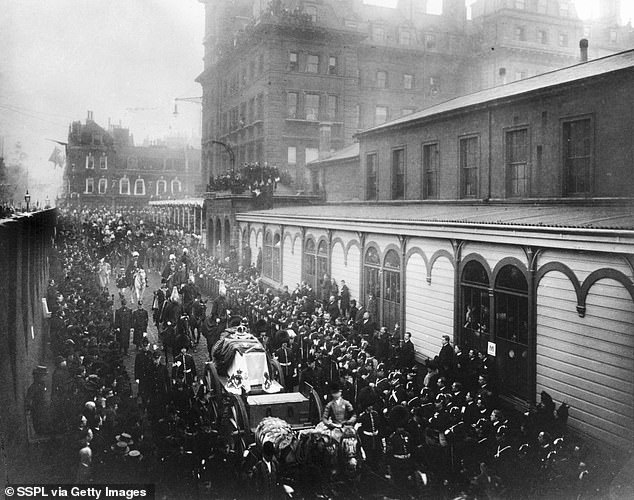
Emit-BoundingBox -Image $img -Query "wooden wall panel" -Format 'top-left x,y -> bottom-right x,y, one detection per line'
406,253 -> 454,361
537,273 -> 634,449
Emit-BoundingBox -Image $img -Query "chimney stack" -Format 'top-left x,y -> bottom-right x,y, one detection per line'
580,38 -> 589,63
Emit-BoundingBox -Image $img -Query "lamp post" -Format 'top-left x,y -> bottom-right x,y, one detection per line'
24,190 -> 31,212
45,196 -> 50,209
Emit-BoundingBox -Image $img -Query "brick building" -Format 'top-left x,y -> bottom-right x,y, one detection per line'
196,0 -> 631,192
236,49 -> 634,449
63,112 -> 201,208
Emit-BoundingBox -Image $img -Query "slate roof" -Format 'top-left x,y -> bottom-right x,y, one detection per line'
358,49 -> 634,137
307,143 -> 359,167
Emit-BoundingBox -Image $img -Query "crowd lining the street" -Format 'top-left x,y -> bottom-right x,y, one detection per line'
27,207 -> 596,499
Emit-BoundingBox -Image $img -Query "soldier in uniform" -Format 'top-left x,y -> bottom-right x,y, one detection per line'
357,388 -> 382,467
274,339 -> 295,391
131,300 -> 148,349
387,404 -> 414,489
172,345 -> 197,410
114,298 -> 133,355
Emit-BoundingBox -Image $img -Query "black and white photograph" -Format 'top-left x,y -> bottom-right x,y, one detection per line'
0,0 -> 633,498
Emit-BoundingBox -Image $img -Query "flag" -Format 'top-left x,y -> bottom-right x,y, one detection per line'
48,146 -> 65,168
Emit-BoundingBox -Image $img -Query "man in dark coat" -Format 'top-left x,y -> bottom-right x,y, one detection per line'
359,311 -> 377,339
114,299 -> 133,355
253,441 -> 279,500
132,301 -> 149,349
438,335 -> 454,375
400,332 -> 416,369
134,339 -> 153,402
339,280 -> 350,318
147,351 -> 170,420
326,295 -> 340,322
274,340 -> 295,391
202,315 -> 223,359
26,366 -> 50,434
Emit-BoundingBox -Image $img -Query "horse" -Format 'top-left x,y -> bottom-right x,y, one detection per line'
131,268 -> 147,305
97,259 -> 111,290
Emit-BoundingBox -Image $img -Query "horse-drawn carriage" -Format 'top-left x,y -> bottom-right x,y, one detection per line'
202,326 -> 323,454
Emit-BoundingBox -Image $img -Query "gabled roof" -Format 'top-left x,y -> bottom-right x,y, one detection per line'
307,143 -> 359,167
358,49 -> 634,137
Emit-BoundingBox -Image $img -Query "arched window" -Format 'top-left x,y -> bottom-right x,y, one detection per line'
382,249 -> 401,330
134,178 -> 145,195
461,260 -> 490,354
263,231 -> 273,278
120,177 -> 130,195
316,240 -> 328,285
98,178 -> 108,194
156,179 -> 167,196
494,265 -> 529,399
272,233 -> 281,282
303,238 -> 316,290
171,178 -> 182,194
364,247 -> 381,316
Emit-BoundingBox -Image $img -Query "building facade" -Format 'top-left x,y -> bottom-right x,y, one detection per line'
236,50 -> 634,450
197,0 -> 631,192
63,112 -> 201,208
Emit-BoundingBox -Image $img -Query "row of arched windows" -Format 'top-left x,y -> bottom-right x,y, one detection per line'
84,177 -> 182,196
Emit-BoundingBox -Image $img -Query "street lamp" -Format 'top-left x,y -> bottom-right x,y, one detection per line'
45,196 -> 50,209
24,190 -> 31,212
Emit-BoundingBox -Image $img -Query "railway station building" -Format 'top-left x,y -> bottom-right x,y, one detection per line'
236,49 -> 634,450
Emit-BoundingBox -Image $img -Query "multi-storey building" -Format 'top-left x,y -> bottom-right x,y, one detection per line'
197,0 -> 631,191
236,49 -> 634,450
63,112 -> 201,208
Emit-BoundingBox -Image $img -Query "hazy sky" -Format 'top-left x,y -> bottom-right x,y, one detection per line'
0,0 -> 631,203
0,0 -> 205,202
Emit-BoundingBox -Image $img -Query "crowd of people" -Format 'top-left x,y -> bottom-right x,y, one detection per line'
206,163 -> 292,194
27,206 -> 595,499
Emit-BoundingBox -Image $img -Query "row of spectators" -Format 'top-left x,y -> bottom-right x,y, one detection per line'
206,163 -> 292,194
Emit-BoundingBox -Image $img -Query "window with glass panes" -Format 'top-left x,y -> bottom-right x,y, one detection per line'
328,56 -> 337,75
461,260 -> 491,354
372,25 -> 385,42
382,250 -> 401,330
377,71 -> 388,89
287,92 -> 298,118
423,142 -> 439,199
563,118 -> 592,195
263,231 -> 273,279
494,265 -> 530,399
460,136 -> 478,198
316,241 -> 328,283
400,29 -> 412,45
375,106 -> 388,125
305,94 -> 320,120
85,178 -> 94,193
306,54 -> 319,73
515,26 -> 526,41
289,51 -> 298,71
424,33 -> 436,49
366,153 -> 378,200
363,247 -> 381,307
403,74 -> 414,89
506,128 -> 529,197
391,148 -> 405,200
272,234 -> 281,282
327,95 -> 338,121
